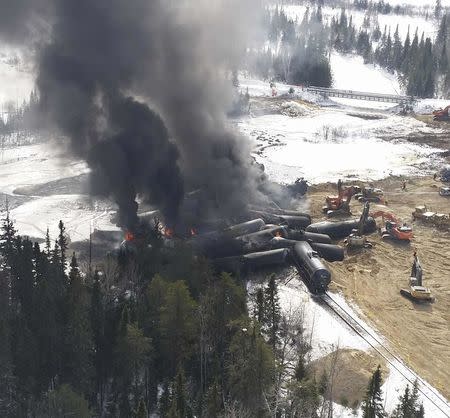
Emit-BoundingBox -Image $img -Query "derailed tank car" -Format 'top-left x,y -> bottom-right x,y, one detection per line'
292,242 -> 331,293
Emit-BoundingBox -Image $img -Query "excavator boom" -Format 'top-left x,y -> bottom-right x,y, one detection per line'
370,210 -> 413,241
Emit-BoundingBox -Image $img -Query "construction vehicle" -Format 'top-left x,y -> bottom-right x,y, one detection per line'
354,186 -> 385,204
323,179 -> 360,217
439,186 -> 450,196
400,253 -> 434,302
287,177 -> 308,197
437,167 -> 450,182
345,202 -> 373,248
412,205 -> 436,223
432,105 -> 450,121
412,205 -> 450,230
370,210 -> 413,241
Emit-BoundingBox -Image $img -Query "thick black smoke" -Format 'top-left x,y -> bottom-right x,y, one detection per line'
0,0 -> 269,229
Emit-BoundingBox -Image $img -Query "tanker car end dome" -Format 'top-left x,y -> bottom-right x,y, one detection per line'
292,241 -> 331,293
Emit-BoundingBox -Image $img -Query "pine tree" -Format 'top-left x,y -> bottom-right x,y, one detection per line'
160,281 -> 198,375
58,220 -> 68,272
227,321 -> 275,413
135,398 -> 147,418
114,306 -> 151,417
362,365 -> 385,418
168,368 -> 190,418
0,200 -> 17,268
435,0 -> 442,20
393,25 -> 403,71
90,270 -> 106,404
254,287 -> 265,323
62,253 -> 93,394
265,274 -> 281,351
45,227 -> 51,259
402,26 -> 411,73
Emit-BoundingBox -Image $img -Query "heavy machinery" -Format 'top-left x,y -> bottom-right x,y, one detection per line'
323,179 -> 360,217
439,186 -> 450,196
441,168 -> 450,182
400,253 -> 434,302
287,177 -> 309,197
412,205 -> 436,223
370,210 -> 413,241
432,105 -> 450,121
345,202 -> 373,248
354,186 -> 385,204
412,205 -> 450,230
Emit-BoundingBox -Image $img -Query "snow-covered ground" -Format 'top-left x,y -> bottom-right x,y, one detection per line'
330,52 -> 402,95
237,111 -> 441,184
0,140 -> 118,241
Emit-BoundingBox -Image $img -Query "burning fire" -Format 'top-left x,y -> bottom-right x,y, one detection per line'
164,227 -> 174,238
125,231 -> 135,241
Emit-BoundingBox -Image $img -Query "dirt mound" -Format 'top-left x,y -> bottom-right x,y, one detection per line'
310,348 -> 388,409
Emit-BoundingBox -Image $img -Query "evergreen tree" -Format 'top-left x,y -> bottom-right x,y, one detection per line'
362,365 -> 385,418
160,281 -> 198,375
265,274 -> 281,351
135,398 -> 147,418
168,367 -> 191,418
58,220 -> 68,273
254,287 -> 265,323
36,384 -> 92,418
435,0 -> 443,20
90,270 -> 106,406
62,253 -> 93,394
0,200 -> 17,269
391,380 -> 424,418
44,227 -> 51,259
393,25 -> 403,70
226,321 -> 275,414
402,26 -> 411,73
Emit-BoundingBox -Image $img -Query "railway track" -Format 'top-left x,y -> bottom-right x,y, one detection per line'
319,292 -> 450,417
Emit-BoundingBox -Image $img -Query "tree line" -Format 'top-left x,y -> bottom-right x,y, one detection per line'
246,4 -> 450,97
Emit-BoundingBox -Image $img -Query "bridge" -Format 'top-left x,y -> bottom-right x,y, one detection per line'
305,86 -> 415,104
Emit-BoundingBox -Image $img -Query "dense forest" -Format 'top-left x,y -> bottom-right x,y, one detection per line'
246,1 -> 450,98
0,206 -> 425,417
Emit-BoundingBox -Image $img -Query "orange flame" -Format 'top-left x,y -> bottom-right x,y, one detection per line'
164,227 -> 174,238
125,231 -> 135,241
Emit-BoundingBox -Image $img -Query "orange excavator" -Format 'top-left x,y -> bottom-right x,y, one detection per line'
323,179 -> 361,217
370,210 -> 413,241
432,105 -> 450,121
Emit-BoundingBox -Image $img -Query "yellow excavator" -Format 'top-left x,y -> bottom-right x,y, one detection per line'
345,202 -> 373,249
400,253 -> 434,302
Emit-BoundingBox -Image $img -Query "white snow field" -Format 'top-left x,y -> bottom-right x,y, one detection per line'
330,52 -> 402,95
0,140 -> 118,241
237,111 -> 441,185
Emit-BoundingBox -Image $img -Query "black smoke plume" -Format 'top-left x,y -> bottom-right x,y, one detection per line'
0,0 -> 271,230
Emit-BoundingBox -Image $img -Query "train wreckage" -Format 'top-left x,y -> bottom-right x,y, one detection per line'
118,201 -> 375,294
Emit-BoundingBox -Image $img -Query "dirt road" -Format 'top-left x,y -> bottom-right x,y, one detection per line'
308,177 -> 450,399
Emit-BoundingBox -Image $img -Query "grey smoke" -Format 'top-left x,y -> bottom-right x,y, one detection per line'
0,0 -> 271,229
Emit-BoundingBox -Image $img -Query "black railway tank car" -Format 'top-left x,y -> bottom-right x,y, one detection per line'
292,242 -> 331,293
